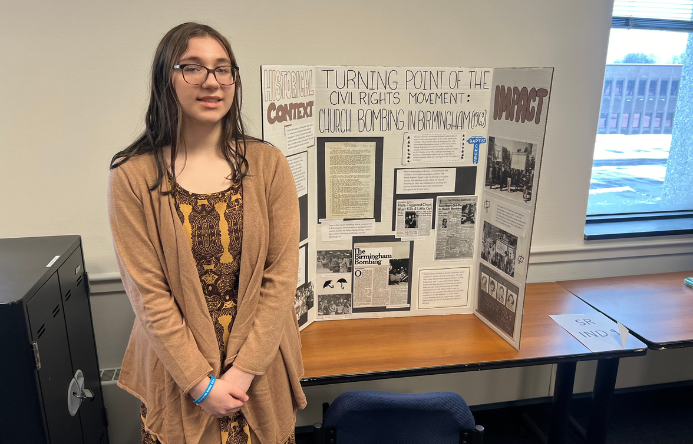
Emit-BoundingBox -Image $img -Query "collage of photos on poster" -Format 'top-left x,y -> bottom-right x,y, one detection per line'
481,221 -> 517,278
478,264 -> 520,336
294,281 -> 315,322
318,294 -> 352,317
484,137 -> 537,204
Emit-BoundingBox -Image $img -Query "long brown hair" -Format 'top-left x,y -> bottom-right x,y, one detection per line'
110,22 -> 252,193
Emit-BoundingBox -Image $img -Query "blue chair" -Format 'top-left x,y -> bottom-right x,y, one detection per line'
312,390 -> 484,444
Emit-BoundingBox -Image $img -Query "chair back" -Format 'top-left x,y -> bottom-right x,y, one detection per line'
322,390 -> 476,444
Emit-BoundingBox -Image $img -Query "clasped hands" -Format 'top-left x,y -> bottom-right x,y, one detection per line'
190,366 -> 255,418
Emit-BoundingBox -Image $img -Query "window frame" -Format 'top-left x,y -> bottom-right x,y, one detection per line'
585,16 -> 693,240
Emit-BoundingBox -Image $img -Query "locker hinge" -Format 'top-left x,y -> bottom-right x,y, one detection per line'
32,341 -> 41,370
85,271 -> 91,295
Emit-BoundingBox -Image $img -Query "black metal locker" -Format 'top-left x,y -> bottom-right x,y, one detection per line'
0,236 -> 108,444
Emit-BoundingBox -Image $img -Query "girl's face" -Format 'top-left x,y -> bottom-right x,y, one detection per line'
172,36 -> 235,127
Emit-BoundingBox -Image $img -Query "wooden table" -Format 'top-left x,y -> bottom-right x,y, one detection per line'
559,271 -> 693,350
300,283 -> 647,444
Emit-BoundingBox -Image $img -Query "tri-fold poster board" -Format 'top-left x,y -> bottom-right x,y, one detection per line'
261,65 -> 553,349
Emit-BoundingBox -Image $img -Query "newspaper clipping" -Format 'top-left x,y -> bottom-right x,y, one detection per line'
324,141 -> 376,219
434,196 -> 477,260
352,241 -> 411,309
395,199 -> 433,238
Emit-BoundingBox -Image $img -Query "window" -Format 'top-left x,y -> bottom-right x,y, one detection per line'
638,79 -> 647,95
660,80 -> 669,95
654,113 -> 662,128
626,79 -> 635,95
632,113 -> 641,127
587,0 -> 693,239
643,113 -> 652,127
603,80 -> 613,95
671,79 -> 680,95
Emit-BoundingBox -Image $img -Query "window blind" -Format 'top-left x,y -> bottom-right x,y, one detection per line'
613,1 -> 693,31
614,1 -> 693,21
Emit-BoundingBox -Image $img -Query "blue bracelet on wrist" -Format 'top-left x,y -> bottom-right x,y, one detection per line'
193,376 -> 216,404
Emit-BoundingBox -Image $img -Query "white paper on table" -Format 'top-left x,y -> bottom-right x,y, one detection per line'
550,313 -> 629,352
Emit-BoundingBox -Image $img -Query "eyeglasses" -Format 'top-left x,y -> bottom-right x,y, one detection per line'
173,64 -> 239,86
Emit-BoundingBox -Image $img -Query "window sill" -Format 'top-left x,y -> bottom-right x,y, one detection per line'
585,212 -> 693,240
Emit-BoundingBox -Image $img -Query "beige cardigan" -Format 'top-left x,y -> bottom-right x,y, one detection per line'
107,142 -> 306,444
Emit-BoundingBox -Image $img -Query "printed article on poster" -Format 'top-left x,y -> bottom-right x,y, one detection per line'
352,242 -> 411,309
324,141 -> 376,219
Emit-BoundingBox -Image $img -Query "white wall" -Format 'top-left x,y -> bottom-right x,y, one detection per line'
3,0 -> 693,440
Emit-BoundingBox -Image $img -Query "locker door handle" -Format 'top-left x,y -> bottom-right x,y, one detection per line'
72,388 -> 94,401
67,369 -> 94,416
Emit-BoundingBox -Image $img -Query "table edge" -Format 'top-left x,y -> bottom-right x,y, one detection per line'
300,346 -> 647,386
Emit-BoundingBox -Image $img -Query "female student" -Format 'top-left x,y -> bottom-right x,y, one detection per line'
107,23 -> 305,444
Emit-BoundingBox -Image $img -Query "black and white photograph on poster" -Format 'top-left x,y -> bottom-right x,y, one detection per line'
484,137 -> 536,204
317,294 -> 352,318
497,284 -> 506,305
318,272 -> 351,295
506,290 -> 517,313
480,272 -> 489,293
317,250 -> 352,273
395,199 -> 433,238
434,196 -> 477,260
418,268 -> 470,309
477,263 -> 520,337
388,259 -> 410,286
481,221 -> 518,278
488,277 -> 497,299
294,281 -> 314,327
352,239 -> 412,311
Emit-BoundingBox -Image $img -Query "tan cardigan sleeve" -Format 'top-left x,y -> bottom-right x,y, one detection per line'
107,165 -> 212,394
232,154 -> 300,375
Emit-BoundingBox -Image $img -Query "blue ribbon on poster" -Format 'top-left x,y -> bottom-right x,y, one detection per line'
467,136 -> 486,164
